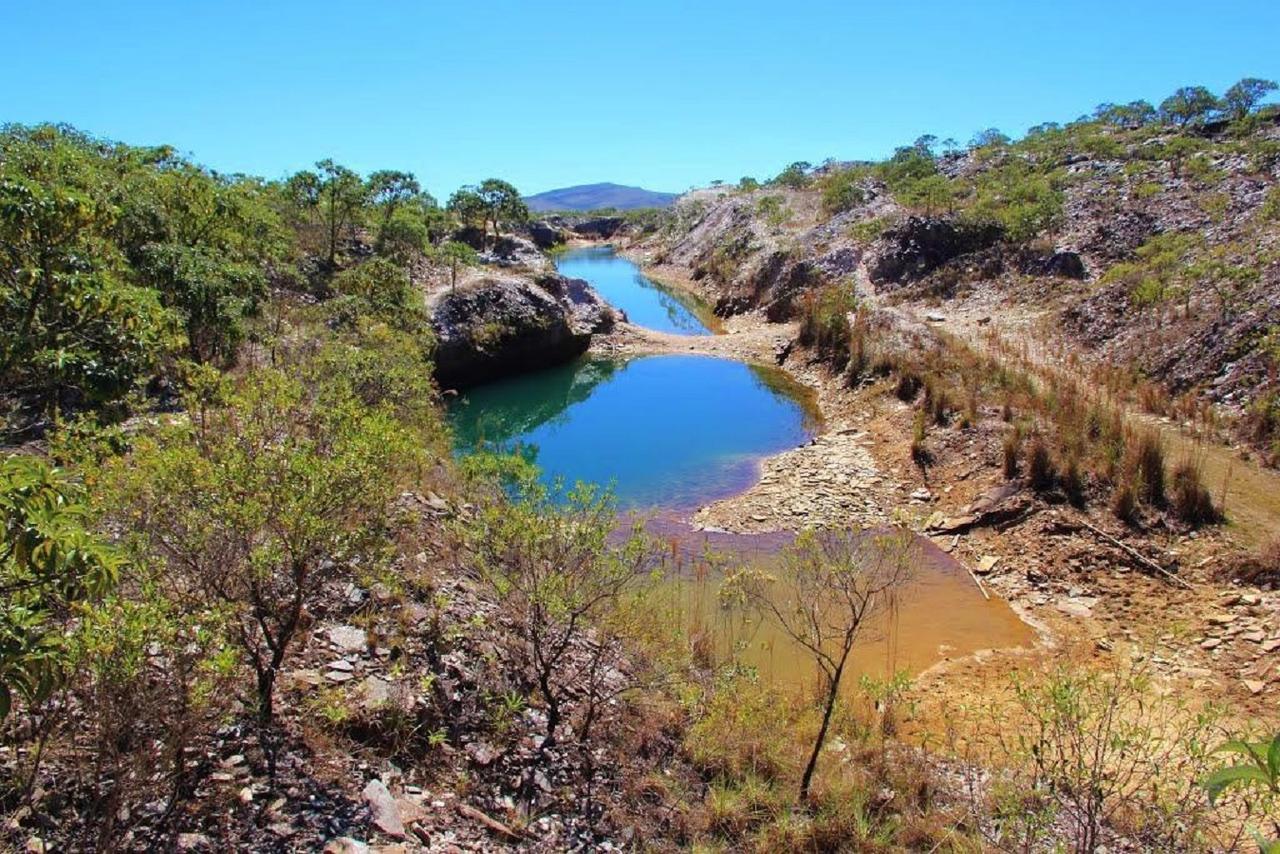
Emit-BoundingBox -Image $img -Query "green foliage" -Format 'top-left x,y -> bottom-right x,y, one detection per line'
1223,78 -> 1278,122
1159,86 -> 1221,126
0,126 -> 182,423
436,239 -> 479,291
329,257 -> 425,332
964,160 -> 1064,242
460,471 -> 658,754
450,178 -> 528,242
94,361 -> 422,736
0,455 -> 120,718
1102,232 -> 1202,307
969,127 -> 1011,149
796,283 -> 858,367
1001,661 -> 1224,853
817,169 -> 866,216
738,176 -> 760,191
285,158 -> 367,266
770,161 -> 812,189
1094,100 -> 1158,128
754,194 -> 787,228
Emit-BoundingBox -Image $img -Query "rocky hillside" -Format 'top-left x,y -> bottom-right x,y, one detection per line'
628,110 -> 1280,456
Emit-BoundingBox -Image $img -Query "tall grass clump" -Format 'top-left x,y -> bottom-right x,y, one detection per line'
1133,430 -> 1167,506
1169,457 -> 1220,526
796,283 -> 858,369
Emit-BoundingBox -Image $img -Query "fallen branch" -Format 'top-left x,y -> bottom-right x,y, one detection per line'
457,802 -> 523,840
1079,520 -> 1193,590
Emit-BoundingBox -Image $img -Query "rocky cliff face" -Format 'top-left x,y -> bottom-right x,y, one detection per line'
430,273 -> 617,389
630,120 -> 1280,418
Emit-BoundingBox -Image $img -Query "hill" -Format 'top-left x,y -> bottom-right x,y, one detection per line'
524,181 -> 678,212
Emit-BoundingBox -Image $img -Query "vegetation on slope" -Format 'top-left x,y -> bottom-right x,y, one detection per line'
2,94 -> 1280,852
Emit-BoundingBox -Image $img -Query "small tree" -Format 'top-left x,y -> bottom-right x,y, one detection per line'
1223,78 -> 1279,122
438,240 -> 478,292
771,161 -> 813,189
1159,86 -> 1221,127
98,366 -> 418,776
723,528 -> 915,802
969,128 -> 1011,149
446,187 -> 487,239
286,159 -> 368,266
475,178 -> 528,241
461,467 -> 653,755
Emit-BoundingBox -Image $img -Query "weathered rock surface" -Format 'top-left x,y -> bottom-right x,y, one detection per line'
867,217 -> 1004,286
431,274 -> 617,389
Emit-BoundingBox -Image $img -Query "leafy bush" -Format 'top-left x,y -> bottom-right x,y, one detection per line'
817,169 -> 866,215
93,361 -> 422,772
0,455 -> 120,718
329,257 -> 426,332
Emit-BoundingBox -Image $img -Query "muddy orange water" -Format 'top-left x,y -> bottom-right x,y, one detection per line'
632,516 -> 1036,690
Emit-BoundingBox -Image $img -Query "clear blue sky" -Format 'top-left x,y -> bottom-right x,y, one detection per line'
6,1 -> 1278,198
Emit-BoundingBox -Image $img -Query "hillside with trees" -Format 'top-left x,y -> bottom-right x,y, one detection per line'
3,78 -> 1280,853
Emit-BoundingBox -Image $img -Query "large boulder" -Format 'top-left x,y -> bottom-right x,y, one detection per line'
431,274 -> 616,389
570,216 -> 626,239
527,220 -> 570,249
481,235 -> 551,272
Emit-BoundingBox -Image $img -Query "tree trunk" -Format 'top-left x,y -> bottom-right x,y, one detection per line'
800,663 -> 844,803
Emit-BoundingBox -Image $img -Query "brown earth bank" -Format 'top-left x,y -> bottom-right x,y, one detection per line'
606,246 -> 1280,728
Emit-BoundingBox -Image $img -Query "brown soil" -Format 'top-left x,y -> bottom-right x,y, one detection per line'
601,249 -> 1280,739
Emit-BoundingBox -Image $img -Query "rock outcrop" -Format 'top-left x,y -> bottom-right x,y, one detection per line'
431,274 -> 616,389
867,216 -> 1005,286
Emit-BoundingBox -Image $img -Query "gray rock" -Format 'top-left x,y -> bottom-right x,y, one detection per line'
431,273 -> 616,389
328,625 -> 367,654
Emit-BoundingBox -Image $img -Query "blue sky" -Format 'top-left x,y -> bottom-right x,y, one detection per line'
6,1 -> 1278,197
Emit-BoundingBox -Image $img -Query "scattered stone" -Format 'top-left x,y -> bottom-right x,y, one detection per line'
323,838 -> 370,854
328,625 -> 368,654
363,779 -> 406,839
1206,613 -> 1237,626
466,741 -> 500,766
1200,638 -> 1222,650
176,834 -> 212,851
976,555 -> 1001,575
1057,600 -> 1093,619
357,676 -> 393,710
1243,679 -> 1267,695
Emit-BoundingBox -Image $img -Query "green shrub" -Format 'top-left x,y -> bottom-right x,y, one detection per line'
817,169 -> 867,215
0,455 -> 121,718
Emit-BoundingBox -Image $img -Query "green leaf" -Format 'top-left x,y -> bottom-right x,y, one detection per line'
1204,765 -> 1272,805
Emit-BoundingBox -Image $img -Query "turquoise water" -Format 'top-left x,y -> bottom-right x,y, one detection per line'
555,245 -> 711,335
449,355 -> 816,509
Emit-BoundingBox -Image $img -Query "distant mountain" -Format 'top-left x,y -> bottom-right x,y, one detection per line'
524,182 -> 679,213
